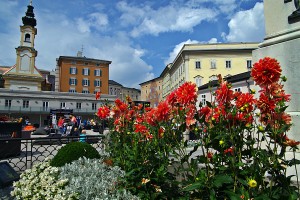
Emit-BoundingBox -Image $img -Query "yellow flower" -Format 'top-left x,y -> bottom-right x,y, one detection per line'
141,178 -> 150,185
258,126 -> 264,131
248,179 -> 257,188
219,140 -> 224,146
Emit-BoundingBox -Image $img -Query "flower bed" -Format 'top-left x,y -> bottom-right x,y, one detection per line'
97,57 -> 300,199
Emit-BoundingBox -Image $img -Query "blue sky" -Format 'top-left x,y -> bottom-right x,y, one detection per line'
0,0 -> 264,89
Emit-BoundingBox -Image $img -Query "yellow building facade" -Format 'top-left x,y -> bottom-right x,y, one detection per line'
164,43 -> 258,97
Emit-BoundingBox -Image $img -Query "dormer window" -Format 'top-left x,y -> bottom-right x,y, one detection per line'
25,33 -> 30,42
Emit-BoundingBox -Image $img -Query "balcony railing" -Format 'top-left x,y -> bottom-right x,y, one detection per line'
0,106 -> 98,114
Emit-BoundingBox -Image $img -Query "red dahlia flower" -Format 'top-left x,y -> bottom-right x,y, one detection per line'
215,81 -> 234,105
155,101 -> 171,122
97,106 -> 110,119
176,82 -> 197,106
251,57 -> 282,87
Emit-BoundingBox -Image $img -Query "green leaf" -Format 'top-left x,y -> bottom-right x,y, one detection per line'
181,182 -> 202,191
224,191 -> 243,200
210,189 -> 216,200
212,174 -> 233,188
287,159 -> 300,166
189,145 -> 199,157
206,101 -> 213,108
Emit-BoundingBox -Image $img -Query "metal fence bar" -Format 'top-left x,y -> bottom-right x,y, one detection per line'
0,135 -> 105,173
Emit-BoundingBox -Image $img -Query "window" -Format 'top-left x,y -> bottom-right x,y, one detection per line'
94,69 -> 102,76
247,60 -> 252,69
69,78 -> 77,85
96,63 -> 100,66
43,101 -> 49,111
210,75 -> 218,81
24,34 -> 30,42
85,62 -> 89,65
70,67 -> 77,74
226,60 -> 231,69
76,103 -> 81,109
211,60 -> 216,69
194,76 -> 202,87
23,100 -> 29,108
82,79 -> 89,86
82,90 -> 89,94
5,100 -> 11,107
71,61 -> 76,64
201,95 -> 206,105
94,80 -> 101,87
60,102 -> 66,108
83,68 -> 89,76
235,88 -> 241,92
69,89 -> 76,93
195,61 -> 201,69
92,103 -> 97,110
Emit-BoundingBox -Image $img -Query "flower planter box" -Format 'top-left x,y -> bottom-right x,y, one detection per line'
0,122 -> 22,159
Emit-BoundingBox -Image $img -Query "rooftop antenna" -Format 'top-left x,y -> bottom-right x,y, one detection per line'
81,45 -> 84,54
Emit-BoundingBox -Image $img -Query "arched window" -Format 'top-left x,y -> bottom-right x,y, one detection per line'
25,34 -> 30,42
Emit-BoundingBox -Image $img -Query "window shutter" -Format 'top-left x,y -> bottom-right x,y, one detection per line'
75,68 -> 77,74
94,70 -> 96,76
69,68 -> 72,74
82,80 -> 84,86
100,70 -> 102,76
88,69 -> 90,75
94,80 -> 96,86
100,81 -> 102,87
88,80 -> 90,86
75,79 -> 77,85
69,78 -> 71,85
82,69 -> 84,75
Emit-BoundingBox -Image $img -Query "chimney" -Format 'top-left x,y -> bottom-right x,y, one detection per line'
77,51 -> 83,57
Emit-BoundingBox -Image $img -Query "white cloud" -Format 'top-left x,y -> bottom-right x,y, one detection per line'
76,13 -> 108,33
208,38 -> 218,43
164,39 -> 199,65
222,2 -> 265,42
117,1 -> 218,37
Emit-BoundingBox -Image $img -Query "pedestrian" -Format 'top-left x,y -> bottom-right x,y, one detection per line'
79,129 -> 87,142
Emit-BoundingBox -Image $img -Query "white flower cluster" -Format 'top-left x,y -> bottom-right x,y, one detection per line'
11,160 -> 78,200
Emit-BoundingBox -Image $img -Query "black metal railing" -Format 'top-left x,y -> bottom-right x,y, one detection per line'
0,135 -> 105,173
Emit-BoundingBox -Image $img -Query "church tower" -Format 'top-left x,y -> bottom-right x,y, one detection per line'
3,0 -> 44,91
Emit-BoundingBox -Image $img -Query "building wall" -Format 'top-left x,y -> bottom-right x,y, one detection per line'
0,89 -> 116,126
168,43 -> 258,95
109,84 -> 122,100
121,87 -> 141,102
56,56 -> 110,94
140,77 -> 162,107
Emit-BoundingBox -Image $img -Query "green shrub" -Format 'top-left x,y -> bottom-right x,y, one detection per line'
59,157 -> 139,200
50,142 -> 100,167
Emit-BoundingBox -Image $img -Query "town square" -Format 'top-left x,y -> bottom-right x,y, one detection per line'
0,0 -> 300,199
